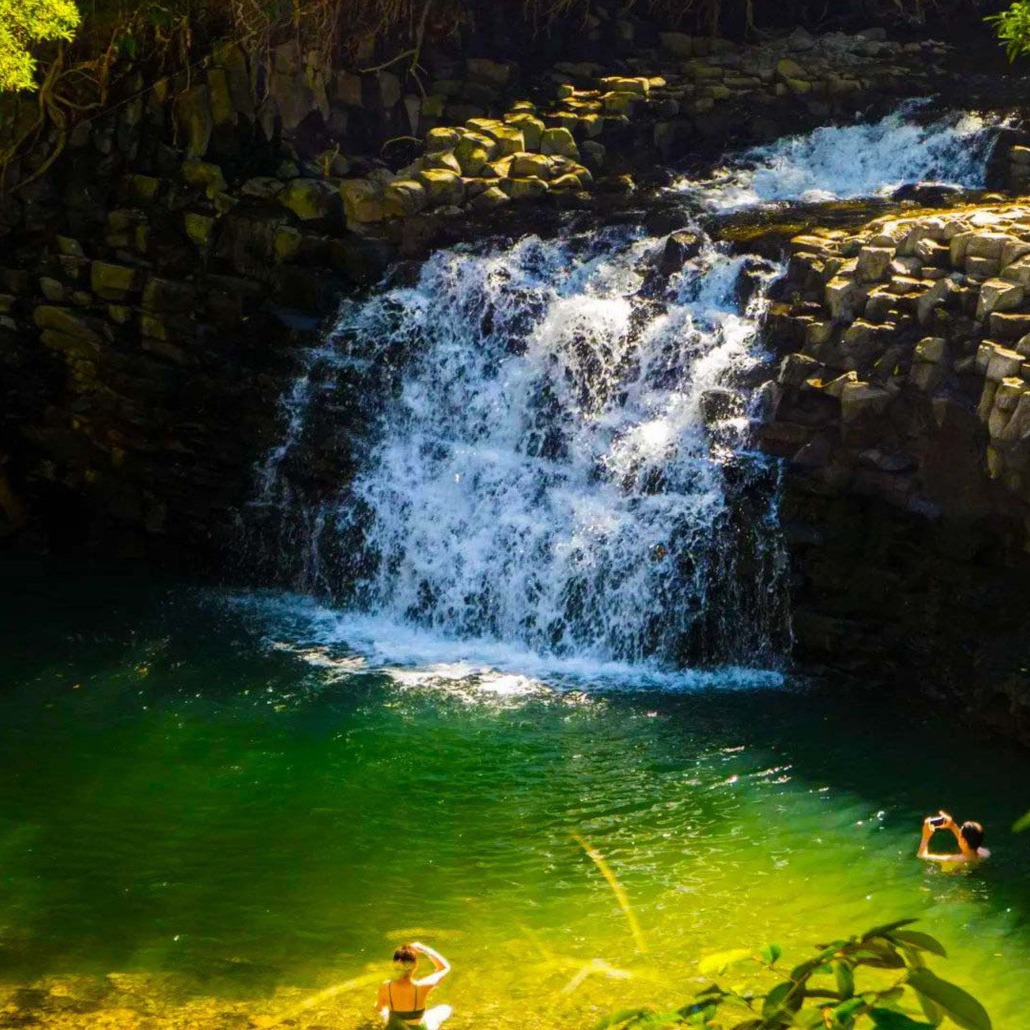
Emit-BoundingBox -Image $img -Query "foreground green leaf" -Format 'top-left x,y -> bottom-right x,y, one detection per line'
890,931 -> 947,959
907,969 -> 993,1030
869,1010 -> 935,1029
834,961 -> 855,1000
763,981 -> 800,1020
916,991 -> 943,1027
862,919 -> 918,940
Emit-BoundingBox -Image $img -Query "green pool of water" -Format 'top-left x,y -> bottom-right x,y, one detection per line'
1,561 -> 1028,1028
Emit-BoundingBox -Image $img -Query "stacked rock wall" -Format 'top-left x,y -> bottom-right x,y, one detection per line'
764,204 -> 1030,742
0,22 -> 958,554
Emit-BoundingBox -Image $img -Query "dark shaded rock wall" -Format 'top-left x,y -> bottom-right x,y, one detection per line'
763,203 -> 1030,742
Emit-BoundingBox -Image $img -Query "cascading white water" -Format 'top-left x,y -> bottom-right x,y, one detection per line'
350,231 -> 783,664
251,227 -> 787,666
248,105 -> 1003,674
687,104 -> 1001,210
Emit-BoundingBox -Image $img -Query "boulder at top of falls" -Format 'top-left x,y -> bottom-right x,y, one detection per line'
658,230 -> 703,275
891,182 -> 964,206
700,387 -> 744,427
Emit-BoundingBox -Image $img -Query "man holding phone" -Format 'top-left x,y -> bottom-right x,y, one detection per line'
918,811 -> 990,865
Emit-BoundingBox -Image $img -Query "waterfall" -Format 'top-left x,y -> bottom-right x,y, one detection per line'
246,105 -> 1003,674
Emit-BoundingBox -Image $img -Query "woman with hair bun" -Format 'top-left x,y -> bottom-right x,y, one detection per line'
376,941 -> 452,1029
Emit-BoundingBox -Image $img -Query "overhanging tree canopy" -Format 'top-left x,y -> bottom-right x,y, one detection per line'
0,0 -> 80,92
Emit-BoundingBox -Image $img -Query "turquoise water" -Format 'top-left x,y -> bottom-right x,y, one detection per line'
1,561 -> 1029,1028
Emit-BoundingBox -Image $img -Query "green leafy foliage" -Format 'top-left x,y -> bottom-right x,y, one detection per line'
905,970 -> 992,1030
596,921 -> 992,1030
1013,810 -> 1030,832
987,1 -> 1030,60
0,0 -> 80,92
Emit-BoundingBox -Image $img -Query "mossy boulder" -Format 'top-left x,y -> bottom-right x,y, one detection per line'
126,174 -> 161,204
426,127 -> 461,153
454,132 -> 498,175
600,76 -> 650,96
492,126 -> 526,157
416,169 -> 465,206
502,177 -> 549,201
486,156 -> 514,179
839,381 -> 891,422
504,113 -> 545,150
539,127 -> 579,160
580,140 -> 607,169
454,142 -> 491,176
205,67 -> 235,128
142,278 -> 197,314
660,31 -> 697,57
603,92 -> 643,116
510,153 -> 554,179
550,172 -> 584,191
90,261 -> 141,301
466,58 -> 513,87
340,179 -> 388,224
33,306 -> 104,346
466,117 -> 503,135
184,213 -> 216,246
474,123 -> 524,156
776,58 -> 807,81
241,177 -> 286,199
182,160 -> 227,198
173,84 -> 214,159
423,151 -> 463,175
384,179 -> 429,216
274,227 -> 302,263
278,178 -> 338,221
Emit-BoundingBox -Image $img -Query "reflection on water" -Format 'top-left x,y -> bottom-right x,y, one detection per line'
1,572 -> 1029,1029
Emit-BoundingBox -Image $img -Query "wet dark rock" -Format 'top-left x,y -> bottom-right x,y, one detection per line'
657,229 -> 703,275
890,181 -> 964,205
700,387 -> 745,427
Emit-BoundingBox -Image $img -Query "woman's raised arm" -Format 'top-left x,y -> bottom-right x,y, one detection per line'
412,941 -> 451,985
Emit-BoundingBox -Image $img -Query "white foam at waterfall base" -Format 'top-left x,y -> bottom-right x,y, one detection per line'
228,590 -> 785,695
687,105 -> 1001,210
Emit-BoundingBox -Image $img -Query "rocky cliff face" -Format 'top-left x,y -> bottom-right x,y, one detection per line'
0,17 -> 965,556
763,203 -> 1030,742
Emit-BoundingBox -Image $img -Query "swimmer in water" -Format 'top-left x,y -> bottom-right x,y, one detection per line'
377,941 -> 452,1030
918,811 -> 990,865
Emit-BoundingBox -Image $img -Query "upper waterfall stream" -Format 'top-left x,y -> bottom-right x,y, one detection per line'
248,105 -> 1000,679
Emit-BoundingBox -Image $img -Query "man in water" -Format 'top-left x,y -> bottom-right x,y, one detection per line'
918,811 -> 990,865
